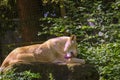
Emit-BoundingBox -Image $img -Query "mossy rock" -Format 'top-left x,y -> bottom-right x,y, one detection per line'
12,62 -> 99,80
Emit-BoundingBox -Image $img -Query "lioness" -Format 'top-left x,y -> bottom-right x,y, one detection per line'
0,35 -> 85,72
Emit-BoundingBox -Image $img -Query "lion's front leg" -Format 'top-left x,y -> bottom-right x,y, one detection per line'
52,58 -> 67,65
67,58 -> 85,65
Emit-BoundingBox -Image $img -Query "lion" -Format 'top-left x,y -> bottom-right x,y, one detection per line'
0,35 -> 85,72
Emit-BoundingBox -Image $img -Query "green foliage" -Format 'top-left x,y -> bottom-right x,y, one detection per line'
49,73 -> 54,80
0,0 -> 18,36
39,0 -> 120,80
79,43 -> 120,80
39,0 -> 120,43
0,69 -> 41,80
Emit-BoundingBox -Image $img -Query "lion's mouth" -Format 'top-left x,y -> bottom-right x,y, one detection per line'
64,52 -> 75,59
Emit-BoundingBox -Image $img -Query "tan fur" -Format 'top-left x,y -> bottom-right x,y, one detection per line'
0,35 -> 85,71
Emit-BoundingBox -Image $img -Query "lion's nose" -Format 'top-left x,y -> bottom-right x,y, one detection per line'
70,51 -> 76,57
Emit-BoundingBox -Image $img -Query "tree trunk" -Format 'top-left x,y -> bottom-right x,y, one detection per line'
60,1 -> 66,17
0,25 -> 3,65
0,41 -> 2,65
17,0 -> 42,42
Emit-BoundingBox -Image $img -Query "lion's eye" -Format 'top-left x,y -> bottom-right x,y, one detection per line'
70,51 -> 73,55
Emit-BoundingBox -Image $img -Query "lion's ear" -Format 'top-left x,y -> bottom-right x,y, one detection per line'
64,35 -> 77,52
70,35 -> 76,42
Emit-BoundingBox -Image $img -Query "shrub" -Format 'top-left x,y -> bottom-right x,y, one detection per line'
0,69 -> 40,80
78,43 -> 120,80
38,1 -> 120,80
